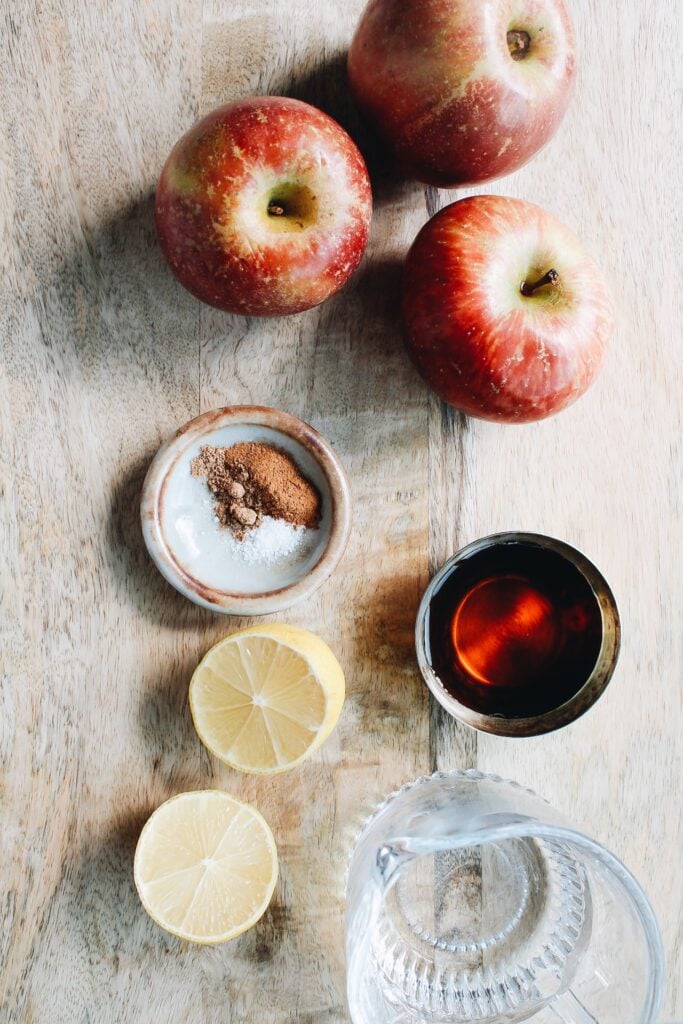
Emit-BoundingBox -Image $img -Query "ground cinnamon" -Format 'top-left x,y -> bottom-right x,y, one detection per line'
191,441 -> 321,540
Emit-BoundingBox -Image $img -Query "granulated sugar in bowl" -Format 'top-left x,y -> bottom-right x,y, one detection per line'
219,516 -> 316,566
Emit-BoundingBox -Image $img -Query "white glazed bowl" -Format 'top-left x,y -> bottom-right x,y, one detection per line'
141,406 -> 352,615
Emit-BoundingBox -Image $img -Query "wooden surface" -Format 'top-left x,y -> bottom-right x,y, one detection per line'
1,0 -> 680,1020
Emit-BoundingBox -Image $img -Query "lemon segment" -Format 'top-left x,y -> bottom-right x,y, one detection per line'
189,624 -> 345,774
134,790 -> 278,944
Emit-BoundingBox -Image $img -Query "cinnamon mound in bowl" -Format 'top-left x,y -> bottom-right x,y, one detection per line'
191,442 -> 321,540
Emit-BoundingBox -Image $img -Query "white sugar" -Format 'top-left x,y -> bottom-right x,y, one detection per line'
228,516 -> 317,565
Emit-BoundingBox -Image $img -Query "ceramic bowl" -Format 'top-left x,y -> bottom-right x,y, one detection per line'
141,406 -> 352,615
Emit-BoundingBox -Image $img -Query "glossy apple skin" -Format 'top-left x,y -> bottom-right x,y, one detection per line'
348,0 -> 576,187
402,196 -> 615,423
156,97 -> 372,316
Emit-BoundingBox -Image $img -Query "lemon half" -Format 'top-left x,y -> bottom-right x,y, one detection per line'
189,625 -> 345,774
134,790 -> 278,944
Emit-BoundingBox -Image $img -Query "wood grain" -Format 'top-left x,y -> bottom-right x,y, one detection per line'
0,0 -> 680,1021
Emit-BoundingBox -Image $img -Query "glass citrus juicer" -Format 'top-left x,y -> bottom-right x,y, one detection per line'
346,771 -> 664,1024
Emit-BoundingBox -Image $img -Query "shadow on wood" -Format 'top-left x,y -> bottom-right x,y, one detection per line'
346,568 -> 426,724
136,657 -> 206,780
69,809 -> 176,964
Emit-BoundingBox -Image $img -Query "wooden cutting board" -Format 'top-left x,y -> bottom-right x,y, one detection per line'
1,0 -> 680,1019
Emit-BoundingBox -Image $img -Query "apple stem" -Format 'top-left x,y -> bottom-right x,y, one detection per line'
507,29 -> 531,60
520,269 -> 559,297
268,201 -> 285,216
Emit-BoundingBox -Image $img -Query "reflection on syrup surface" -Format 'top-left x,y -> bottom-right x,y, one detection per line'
427,543 -> 603,718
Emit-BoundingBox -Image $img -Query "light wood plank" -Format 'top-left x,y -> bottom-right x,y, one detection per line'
0,1 -> 206,1020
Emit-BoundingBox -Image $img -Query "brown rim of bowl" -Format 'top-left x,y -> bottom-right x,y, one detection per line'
415,532 -> 621,738
140,405 -> 352,615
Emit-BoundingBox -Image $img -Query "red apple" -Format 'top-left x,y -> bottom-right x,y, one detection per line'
348,0 -> 576,187
402,196 -> 615,423
156,97 -> 372,316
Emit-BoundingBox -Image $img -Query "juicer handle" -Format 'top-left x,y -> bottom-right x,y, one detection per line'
375,843 -> 413,888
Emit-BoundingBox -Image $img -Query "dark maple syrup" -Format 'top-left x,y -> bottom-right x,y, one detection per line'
426,541 -> 603,718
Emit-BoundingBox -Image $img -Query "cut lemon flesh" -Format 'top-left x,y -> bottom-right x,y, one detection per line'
134,790 -> 278,944
189,624 -> 345,774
